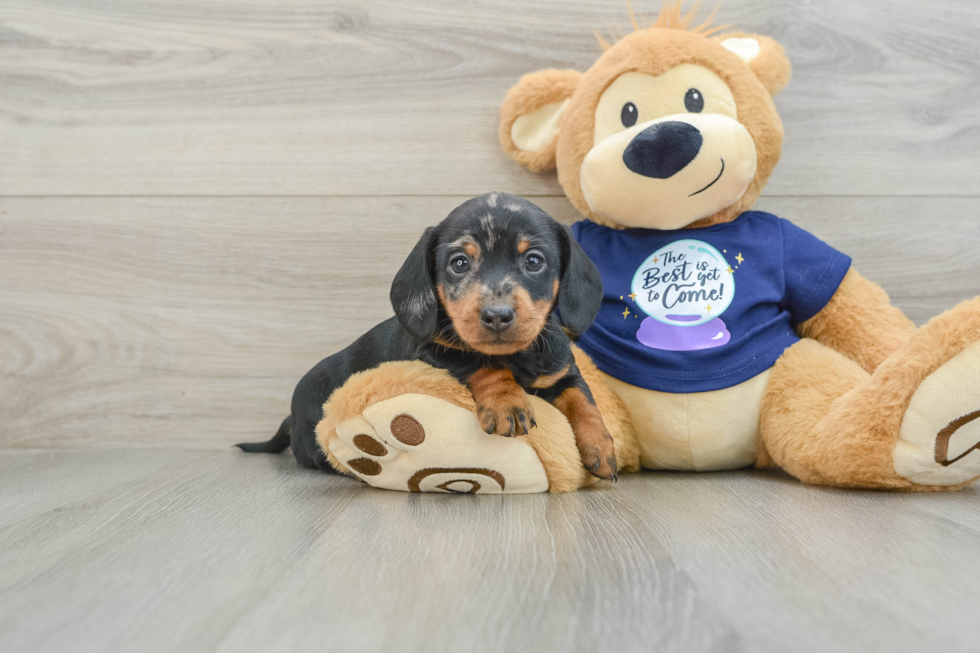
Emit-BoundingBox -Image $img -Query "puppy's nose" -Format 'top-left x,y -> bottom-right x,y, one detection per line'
623,121 -> 703,179
480,305 -> 514,333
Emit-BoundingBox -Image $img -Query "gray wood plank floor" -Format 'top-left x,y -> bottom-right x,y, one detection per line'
2,450 -> 980,653
2,0 -> 980,650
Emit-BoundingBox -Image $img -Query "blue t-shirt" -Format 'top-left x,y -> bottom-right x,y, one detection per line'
570,211 -> 851,393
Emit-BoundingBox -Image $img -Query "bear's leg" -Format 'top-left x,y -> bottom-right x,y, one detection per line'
760,297 -> 980,490
316,360 -> 619,493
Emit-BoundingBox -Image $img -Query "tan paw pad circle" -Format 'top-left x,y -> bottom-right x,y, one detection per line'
390,414 -> 425,446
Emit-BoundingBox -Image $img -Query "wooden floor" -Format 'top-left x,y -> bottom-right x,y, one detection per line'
2,0 -> 980,651
1,449 -> 979,653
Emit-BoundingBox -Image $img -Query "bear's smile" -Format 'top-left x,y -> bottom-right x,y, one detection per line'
689,158 -> 725,197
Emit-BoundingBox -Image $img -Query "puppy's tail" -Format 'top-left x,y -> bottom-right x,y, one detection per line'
236,417 -> 291,454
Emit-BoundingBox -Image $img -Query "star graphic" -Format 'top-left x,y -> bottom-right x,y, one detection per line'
653,257 -> 660,264
726,265 -> 734,274
622,307 -> 630,319
705,304 -> 713,313
735,252 -> 744,264
628,292 -> 637,301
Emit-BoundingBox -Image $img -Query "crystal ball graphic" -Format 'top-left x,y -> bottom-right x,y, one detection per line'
630,239 -> 734,326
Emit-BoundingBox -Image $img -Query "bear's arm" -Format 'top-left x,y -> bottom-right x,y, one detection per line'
796,268 -> 916,374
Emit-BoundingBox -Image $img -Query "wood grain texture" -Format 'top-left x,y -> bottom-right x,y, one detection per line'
1,0 -> 979,196
0,450 -> 978,653
1,195 -> 977,450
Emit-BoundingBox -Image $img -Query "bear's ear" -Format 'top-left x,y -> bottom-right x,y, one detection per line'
499,69 -> 582,172
717,33 -> 792,96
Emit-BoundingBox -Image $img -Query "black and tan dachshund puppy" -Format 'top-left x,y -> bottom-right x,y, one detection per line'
238,192 -> 617,480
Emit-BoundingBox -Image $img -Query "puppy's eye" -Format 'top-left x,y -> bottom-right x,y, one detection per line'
524,253 -> 545,273
621,102 -> 638,128
449,255 -> 470,274
684,88 -> 704,113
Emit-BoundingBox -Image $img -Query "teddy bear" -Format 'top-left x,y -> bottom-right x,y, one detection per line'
317,3 -> 980,493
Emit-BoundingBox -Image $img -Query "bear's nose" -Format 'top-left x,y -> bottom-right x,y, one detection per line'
622,121 -> 703,179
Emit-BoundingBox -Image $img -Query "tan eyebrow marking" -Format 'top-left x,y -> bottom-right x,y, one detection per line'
463,242 -> 481,259
517,239 -> 530,254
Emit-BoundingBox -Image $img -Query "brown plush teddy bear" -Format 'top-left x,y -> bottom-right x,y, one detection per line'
317,3 -> 980,493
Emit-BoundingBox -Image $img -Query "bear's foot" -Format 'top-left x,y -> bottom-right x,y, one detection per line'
893,341 -> 980,487
869,296 -> 980,489
327,393 -> 550,494
762,296 -> 980,491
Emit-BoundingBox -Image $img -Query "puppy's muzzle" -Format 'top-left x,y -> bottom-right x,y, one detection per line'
480,304 -> 515,333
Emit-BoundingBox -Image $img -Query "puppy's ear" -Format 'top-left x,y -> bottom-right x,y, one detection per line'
499,69 -> 581,172
716,33 -> 792,96
390,226 -> 439,340
555,224 -> 603,337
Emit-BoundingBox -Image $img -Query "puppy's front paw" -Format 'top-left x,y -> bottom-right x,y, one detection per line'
468,367 -> 536,437
552,387 -> 618,481
579,433 -> 618,481
477,394 -> 536,437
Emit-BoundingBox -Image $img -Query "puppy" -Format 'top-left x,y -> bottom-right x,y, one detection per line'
238,192 -> 617,480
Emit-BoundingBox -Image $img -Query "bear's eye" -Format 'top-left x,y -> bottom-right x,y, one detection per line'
684,88 -> 704,113
621,102 -> 638,128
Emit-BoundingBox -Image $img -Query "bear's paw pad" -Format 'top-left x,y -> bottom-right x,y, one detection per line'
328,394 -> 550,494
